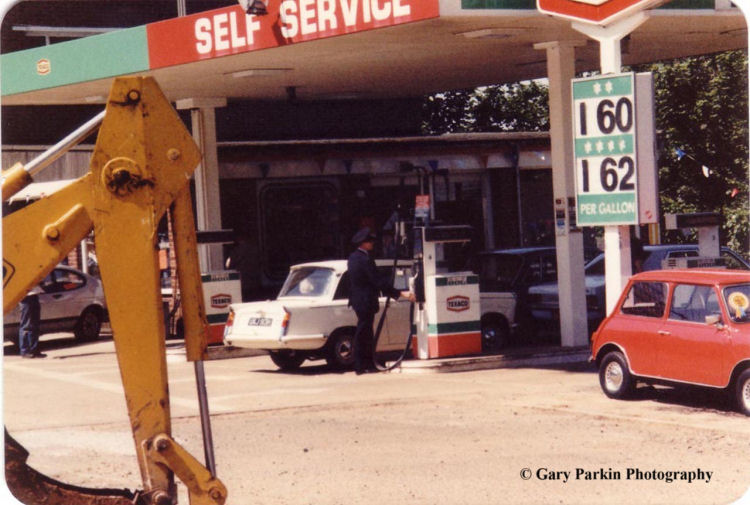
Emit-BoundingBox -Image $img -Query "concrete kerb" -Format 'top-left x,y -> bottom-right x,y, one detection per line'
388,345 -> 592,374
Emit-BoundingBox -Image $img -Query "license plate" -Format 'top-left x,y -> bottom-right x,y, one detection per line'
248,317 -> 272,327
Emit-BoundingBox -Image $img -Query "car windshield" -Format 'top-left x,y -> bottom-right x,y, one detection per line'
723,284 -> 750,323
279,267 -> 335,298
584,254 -> 604,275
478,254 -> 523,291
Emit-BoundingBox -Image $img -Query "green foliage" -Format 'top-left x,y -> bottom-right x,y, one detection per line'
636,50 -> 749,255
421,51 -> 749,255
421,82 -> 549,134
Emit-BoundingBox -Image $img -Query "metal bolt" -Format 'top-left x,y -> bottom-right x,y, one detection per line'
43,225 -> 60,241
152,490 -> 172,505
166,148 -> 181,161
127,90 -> 141,102
155,438 -> 170,452
209,487 -> 224,501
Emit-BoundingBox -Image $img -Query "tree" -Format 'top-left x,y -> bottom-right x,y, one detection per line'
421,81 -> 549,134
421,51 -> 749,255
637,50 -> 748,255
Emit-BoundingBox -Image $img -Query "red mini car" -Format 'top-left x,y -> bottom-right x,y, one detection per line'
591,268 -> 750,415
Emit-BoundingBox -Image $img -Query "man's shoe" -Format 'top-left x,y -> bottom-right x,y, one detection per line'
25,351 -> 46,359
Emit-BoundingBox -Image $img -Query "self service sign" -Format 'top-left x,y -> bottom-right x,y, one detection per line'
573,73 -> 639,226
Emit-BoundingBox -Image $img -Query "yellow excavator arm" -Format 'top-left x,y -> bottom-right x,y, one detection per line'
3,77 -> 226,505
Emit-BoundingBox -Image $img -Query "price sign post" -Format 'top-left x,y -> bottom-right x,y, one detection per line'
573,73 -> 638,227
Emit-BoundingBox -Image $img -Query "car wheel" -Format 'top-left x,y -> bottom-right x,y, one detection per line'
734,369 -> 750,416
599,351 -> 634,399
481,318 -> 509,354
326,329 -> 355,369
269,350 -> 306,371
74,307 -> 102,342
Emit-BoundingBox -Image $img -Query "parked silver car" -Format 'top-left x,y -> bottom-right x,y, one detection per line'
4,265 -> 107,344
527,244 -> 750,333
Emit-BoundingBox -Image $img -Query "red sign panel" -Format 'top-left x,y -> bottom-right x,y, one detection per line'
537,0 -> 664,25
147,0 -> 440,69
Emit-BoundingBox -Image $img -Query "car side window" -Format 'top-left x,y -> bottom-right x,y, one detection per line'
669,284 -> 715,323
722,250 -> 749,270
55,270 -> 86,291
620,282 -> 667,318
539,254 -> 557,283
333,272 -> 350,300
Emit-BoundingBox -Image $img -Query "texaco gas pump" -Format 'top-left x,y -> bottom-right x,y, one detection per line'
411,225 -> 482,359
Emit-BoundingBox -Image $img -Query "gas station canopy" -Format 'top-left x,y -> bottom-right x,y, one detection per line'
1,0 -> 746,105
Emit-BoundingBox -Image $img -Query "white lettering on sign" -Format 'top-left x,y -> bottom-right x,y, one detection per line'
194,12 -> 263,54
280,0 -> 411,38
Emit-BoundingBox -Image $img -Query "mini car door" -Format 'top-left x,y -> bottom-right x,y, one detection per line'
613,280 -> 668,376
658,283 -> 731,386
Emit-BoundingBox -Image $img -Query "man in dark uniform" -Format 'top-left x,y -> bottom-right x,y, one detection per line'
347,227 -> 413,374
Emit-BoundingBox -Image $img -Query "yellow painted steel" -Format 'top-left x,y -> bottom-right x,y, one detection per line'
171,187 -> 209,362
1,162 -> 32,202
2,76 -> 226,505
3,176 -> 94,313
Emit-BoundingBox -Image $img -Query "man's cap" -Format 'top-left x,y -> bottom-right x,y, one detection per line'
351,227 -> 377,245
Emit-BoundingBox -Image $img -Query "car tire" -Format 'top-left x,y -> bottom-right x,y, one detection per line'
269,350 -> 306,371
481,318 -> 509,354
734,369 -> 750,416
74,307 -> 102,342
325,329 -> 355,369
598,351 -> 634,399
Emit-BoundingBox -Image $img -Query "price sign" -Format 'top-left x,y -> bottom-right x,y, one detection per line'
573,73 -> 638,226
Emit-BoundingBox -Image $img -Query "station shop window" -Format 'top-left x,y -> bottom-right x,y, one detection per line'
259,182 -> 340,282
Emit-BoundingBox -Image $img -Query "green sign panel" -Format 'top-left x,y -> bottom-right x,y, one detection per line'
572,73 -> 638,226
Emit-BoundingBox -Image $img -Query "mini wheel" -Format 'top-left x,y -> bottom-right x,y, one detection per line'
269,350 -> 306,371
598,351 -> 634,399
734,369 -> 750,416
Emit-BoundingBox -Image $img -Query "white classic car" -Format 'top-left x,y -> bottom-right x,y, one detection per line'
224,260 -> 415,370
225,258 -> 520,370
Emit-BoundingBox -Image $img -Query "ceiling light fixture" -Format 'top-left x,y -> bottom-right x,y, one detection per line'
241,0 -> 269,16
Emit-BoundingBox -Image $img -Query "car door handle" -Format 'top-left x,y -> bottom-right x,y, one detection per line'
658,330 -> 671,336
52,294 -> 64,299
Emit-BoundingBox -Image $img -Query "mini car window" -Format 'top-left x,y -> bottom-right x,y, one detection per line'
279,268 -> 334,297
620,282 -> 666,318
724,284 -> 750,323
669,284 -> 715,323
